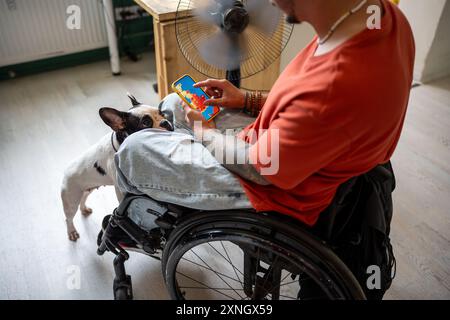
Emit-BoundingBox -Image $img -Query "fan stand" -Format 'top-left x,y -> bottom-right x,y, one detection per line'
225,33 -> 242,88
226,69 -> 241,88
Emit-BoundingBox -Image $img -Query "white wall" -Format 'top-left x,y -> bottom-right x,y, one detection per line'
399,0 -> 450,82
0,0 -> 107,67
280,24 -> 315,71
422,0 -> 450,82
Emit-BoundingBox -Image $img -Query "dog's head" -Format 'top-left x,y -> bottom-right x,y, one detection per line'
99,93 -> 174,144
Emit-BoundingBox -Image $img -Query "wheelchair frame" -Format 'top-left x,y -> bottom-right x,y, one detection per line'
97,194 -> 366,300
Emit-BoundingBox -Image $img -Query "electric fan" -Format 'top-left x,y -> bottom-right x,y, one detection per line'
175,0 -> 294,88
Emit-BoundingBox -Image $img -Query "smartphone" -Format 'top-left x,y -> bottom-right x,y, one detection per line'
171,74 -> 221,122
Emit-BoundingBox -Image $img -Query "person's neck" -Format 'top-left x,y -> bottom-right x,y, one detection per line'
312,0 -> 363,39
306,0 -> 383,55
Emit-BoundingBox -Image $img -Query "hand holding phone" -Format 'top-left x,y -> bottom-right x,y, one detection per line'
193,79 -> 246,110
172,74 -> 221,122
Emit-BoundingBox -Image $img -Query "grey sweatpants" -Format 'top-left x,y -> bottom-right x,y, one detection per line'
114,93 -> 255,229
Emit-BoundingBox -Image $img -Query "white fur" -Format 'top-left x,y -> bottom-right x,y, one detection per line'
61,133 -> 122,241
61,100 -> 171,241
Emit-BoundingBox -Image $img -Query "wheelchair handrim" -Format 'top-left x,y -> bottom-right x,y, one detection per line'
164,229 -> 352,300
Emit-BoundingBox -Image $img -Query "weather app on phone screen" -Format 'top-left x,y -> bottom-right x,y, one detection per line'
173,75 -> 221,122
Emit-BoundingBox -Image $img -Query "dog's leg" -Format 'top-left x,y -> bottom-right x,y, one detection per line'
80,190 -> 93,215
61,184 -> 83,241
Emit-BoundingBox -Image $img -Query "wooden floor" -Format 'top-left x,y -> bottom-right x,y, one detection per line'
0,53 -> 449,299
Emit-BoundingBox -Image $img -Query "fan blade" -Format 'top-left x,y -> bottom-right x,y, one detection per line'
192,0 -> 219,25
192,0 -> 234,26
199,31 -> 244,70
245,0 -> 282,35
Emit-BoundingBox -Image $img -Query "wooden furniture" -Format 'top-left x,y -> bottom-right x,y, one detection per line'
134,0 -> 281,99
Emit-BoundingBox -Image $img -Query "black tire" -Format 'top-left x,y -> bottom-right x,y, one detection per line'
161,210 -> 365,300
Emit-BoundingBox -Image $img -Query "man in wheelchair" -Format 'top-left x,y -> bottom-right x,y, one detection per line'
98,0 -> 414,300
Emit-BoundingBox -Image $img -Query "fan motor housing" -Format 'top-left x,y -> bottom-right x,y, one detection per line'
222,6 -> 249,34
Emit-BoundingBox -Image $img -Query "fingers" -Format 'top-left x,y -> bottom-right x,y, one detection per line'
204,98 -> 224,106
183,105 -> 192,123
205,88 -> 221,97
181,101 -> 190,111
208,120 -> 217,129
182,102 -> 196,116
194,79 -> 227,89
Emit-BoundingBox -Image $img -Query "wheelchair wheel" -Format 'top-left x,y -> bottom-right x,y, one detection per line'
162,211 -> 365,300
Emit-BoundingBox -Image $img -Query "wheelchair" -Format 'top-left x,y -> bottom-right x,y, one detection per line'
95,164 -> 391,301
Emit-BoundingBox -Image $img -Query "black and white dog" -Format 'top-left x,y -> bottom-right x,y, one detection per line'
61,94 -> 173,241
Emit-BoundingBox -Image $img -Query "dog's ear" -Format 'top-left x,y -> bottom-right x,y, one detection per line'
127,92 -> 141,108
99,107 -> 128,131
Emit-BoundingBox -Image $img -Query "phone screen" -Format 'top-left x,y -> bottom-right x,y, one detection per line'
172,75 -> 221,122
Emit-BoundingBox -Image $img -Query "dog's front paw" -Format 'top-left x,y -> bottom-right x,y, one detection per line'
66,219 -> 80,241
81,207 -> 93,216
68,230 -> 80,241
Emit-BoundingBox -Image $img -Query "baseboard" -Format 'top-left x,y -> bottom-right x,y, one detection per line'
0,48 -> 110,81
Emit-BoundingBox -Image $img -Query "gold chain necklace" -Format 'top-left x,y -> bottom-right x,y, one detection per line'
318,0 -> 368,45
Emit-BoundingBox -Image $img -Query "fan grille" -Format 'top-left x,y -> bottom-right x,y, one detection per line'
175,0 -> 294,80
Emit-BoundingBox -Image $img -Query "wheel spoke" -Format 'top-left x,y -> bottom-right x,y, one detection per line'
206,242 -> 244,284
280,272 -> 292,284
176,271 -> 237,300
180,257 -> 242,284
205,241 -> 245,293
189,248 -> 245,300
265,271 -> 292,299
219,241 -> 245,287
280,279 -> 300,287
